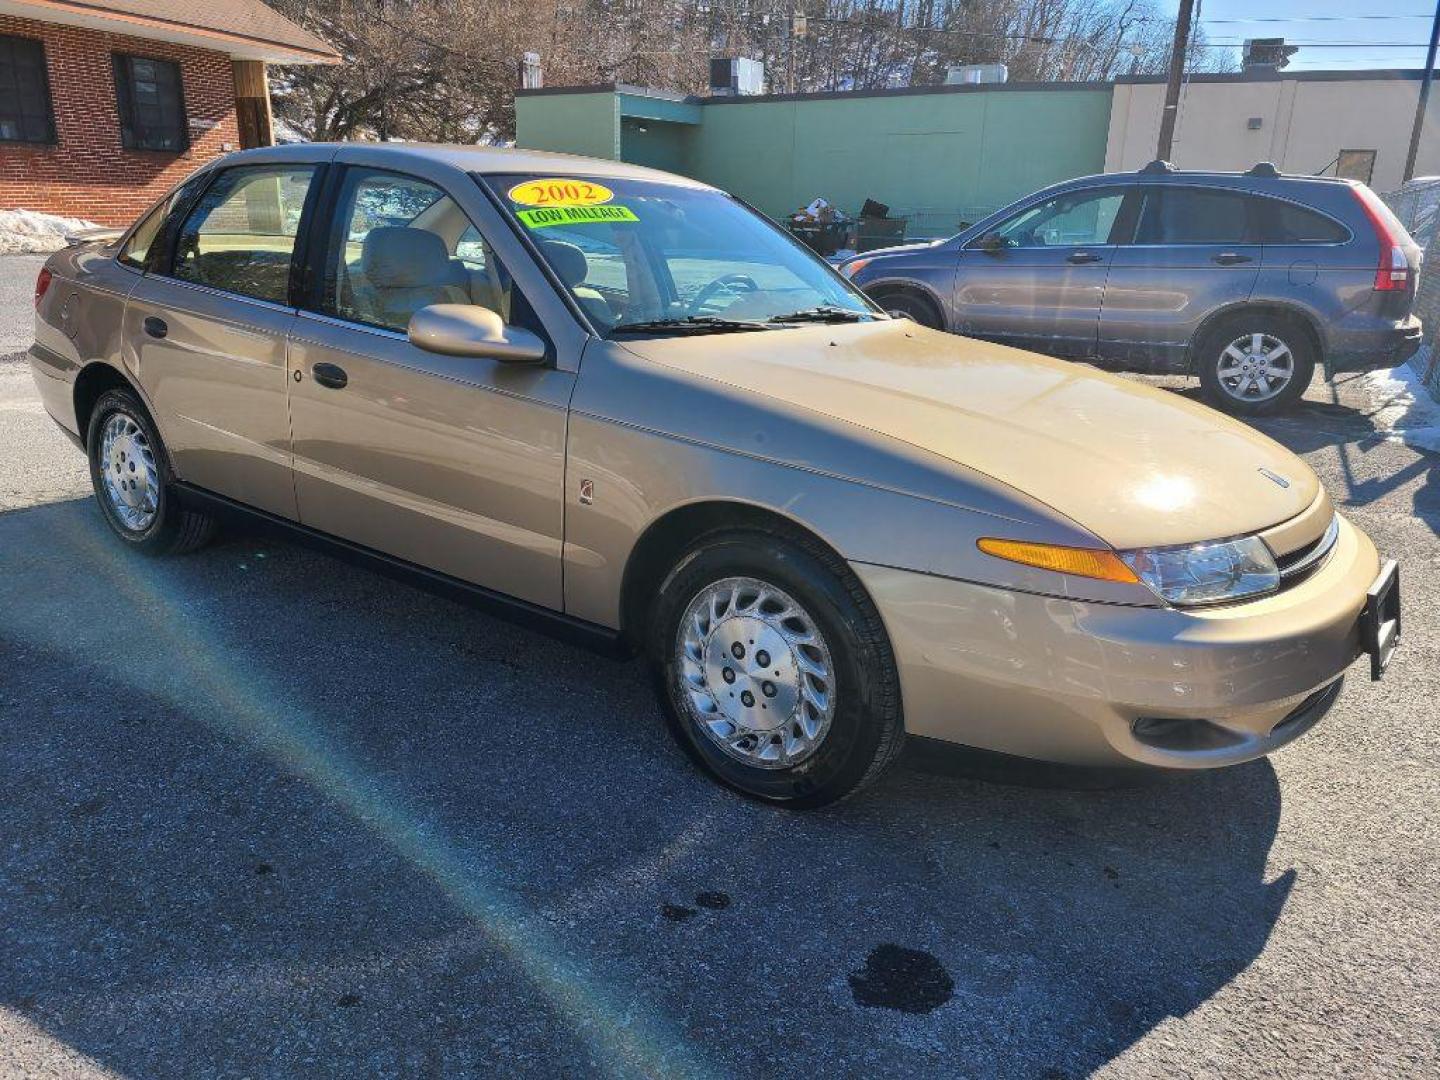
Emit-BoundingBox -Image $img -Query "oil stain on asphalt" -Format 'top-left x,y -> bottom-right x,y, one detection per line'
848,944 -> 955,1014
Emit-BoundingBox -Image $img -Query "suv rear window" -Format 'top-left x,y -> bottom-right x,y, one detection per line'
1135,187 -> 1254,245
1261,199 -> 1349,244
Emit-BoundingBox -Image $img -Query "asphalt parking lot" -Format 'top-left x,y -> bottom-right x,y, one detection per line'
1,251 -> 1437,1079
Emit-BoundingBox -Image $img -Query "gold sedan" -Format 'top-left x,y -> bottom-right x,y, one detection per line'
29,144 -> 1401,806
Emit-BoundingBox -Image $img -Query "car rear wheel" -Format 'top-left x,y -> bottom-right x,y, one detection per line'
875,290 -> 942,329
87,387 -> 216,555
1197,314 -> 1315,416
648,528 -> 904,808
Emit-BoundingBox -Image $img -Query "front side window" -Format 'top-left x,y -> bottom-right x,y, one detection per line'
0,34 -> 55,144
1134,187 -> 1254,245
989,188 -> 1126,248
324,168 -> 533,335
171,165 -> 316,303
488,173 -> 874,334
114,53 -> 187,152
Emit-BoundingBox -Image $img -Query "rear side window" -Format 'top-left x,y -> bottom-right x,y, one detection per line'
170,165 -> 317,303
1135,187 -> 1254,245
118,169 -> 211,269
1260,199 -> 1350,244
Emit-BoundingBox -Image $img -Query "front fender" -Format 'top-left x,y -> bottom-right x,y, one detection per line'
561,343 -> 1160,628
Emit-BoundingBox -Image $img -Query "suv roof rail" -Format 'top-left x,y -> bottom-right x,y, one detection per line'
1140,159 -> 1177,174
1245,161 -> 1282,178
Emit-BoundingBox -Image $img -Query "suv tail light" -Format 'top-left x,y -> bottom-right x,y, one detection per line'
34,266 -> 52,309
1352,186 -> 1410,291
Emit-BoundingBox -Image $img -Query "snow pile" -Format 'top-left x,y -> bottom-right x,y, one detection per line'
1357,354 -> 1440,455
0,208 -> 102,254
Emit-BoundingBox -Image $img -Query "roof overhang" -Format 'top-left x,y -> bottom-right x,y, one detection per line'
0,0 -> 340,64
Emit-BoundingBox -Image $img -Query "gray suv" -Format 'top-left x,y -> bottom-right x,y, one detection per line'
841,162 -> 1423,415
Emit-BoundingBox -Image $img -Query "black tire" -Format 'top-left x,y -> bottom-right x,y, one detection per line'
1196,313 -> 1316,417
648,526 -> 905,808
874,289 -> 942,329
86,387 -> 216,555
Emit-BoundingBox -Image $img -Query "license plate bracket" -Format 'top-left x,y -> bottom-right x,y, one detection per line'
1361,559 -> 1401,680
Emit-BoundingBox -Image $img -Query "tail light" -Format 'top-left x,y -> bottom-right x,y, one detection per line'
1351,186 -> 1410,291
34,266 -> 52,309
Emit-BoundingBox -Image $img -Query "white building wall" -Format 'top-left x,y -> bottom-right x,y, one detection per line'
1104,74 -> 1440,192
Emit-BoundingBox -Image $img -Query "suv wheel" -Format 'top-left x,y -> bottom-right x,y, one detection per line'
648,528 -> 904,808
876,290 -> 942,329
1197,314 -> 1315,416
87,387 -> 216,555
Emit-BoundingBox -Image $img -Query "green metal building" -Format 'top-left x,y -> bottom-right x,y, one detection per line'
514,81 -> 1116,239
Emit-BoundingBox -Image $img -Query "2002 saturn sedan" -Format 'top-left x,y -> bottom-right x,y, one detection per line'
30,144 -> 1401,807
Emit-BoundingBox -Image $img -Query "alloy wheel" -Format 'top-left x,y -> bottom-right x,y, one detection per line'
675,576 -> 836,769
99,411 -> 159,532
1216,332 -> 1294,403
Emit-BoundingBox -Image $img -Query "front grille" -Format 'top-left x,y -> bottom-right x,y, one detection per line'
1274,514 -> 1340,589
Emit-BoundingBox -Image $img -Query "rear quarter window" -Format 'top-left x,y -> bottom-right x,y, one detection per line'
1261,199 -> 1350,244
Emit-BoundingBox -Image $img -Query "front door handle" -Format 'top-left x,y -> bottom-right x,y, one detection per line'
1067,250 -> 1104,264
1212,252 -> 1254,265
312,362 -> 348,390
142,316 -> 168,339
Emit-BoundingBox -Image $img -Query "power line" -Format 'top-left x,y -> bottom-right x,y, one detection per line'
1203,15 -> 1435,24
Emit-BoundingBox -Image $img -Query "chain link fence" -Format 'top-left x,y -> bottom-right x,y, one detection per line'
1382,180 -> 1440,402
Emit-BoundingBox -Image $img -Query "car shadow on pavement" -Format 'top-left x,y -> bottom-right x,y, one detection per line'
1,498 -> 1291,1079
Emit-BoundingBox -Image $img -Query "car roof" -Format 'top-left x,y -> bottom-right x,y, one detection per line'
212,141 -> 716,189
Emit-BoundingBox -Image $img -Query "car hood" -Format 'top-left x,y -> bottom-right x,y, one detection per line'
619,320 -> 1319,550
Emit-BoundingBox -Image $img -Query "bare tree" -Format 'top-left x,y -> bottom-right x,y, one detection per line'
268,0 -> 1237,143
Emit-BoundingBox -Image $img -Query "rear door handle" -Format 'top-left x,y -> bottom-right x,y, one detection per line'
142,316 -> 167,339
311,362 -> 348,390
1067,251 -> 1104,264
1212,252 -> 1253,265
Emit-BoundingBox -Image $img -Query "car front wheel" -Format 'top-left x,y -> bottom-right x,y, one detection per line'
1197,315 -> 1315,416
649,528 -> 904,808
87,387 -> 216,555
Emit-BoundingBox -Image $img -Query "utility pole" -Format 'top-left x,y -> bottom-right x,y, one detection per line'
1155,0 -> 1195,162
1404,0 -> 1440,182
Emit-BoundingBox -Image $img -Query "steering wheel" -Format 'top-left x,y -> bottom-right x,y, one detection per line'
687,273 -> 760,316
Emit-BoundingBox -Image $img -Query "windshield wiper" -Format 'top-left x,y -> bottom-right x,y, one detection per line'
767,306 -> 872,324
610,316 -> 775,336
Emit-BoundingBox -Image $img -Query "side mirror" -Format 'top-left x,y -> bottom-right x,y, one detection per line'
408,304 -> 546,365
977,232 -> 1008,254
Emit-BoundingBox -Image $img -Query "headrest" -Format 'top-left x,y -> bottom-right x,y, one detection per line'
539,240 -> 589,288
361,227 -> 452,288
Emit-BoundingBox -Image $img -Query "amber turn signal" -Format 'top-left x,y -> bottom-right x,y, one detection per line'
977,538 -> 1140,583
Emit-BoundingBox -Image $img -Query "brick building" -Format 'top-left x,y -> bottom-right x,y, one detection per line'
0,0 -> 336,226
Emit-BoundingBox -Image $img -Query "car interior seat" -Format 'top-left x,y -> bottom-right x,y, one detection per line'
537,240 -> 615,327
351,226 -> 473,330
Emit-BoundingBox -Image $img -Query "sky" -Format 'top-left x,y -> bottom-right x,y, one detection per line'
1158,0 -> 1438,72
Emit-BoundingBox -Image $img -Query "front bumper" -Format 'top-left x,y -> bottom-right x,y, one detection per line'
854,513 -> 1382,769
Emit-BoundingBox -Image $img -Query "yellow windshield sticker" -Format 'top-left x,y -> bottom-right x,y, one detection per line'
509,178 -> 614,207
518,205 -> 639,229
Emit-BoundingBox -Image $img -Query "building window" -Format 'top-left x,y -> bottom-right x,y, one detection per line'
113,53 -> 188,152
1336,150 -> 1377,187
0,35 -> 56,144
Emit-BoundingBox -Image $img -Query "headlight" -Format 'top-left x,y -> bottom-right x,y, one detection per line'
1120,536 -> 1278,606
838,257 -> 871,279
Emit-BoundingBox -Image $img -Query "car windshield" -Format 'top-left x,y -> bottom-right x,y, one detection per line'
482,173 -> 877,335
